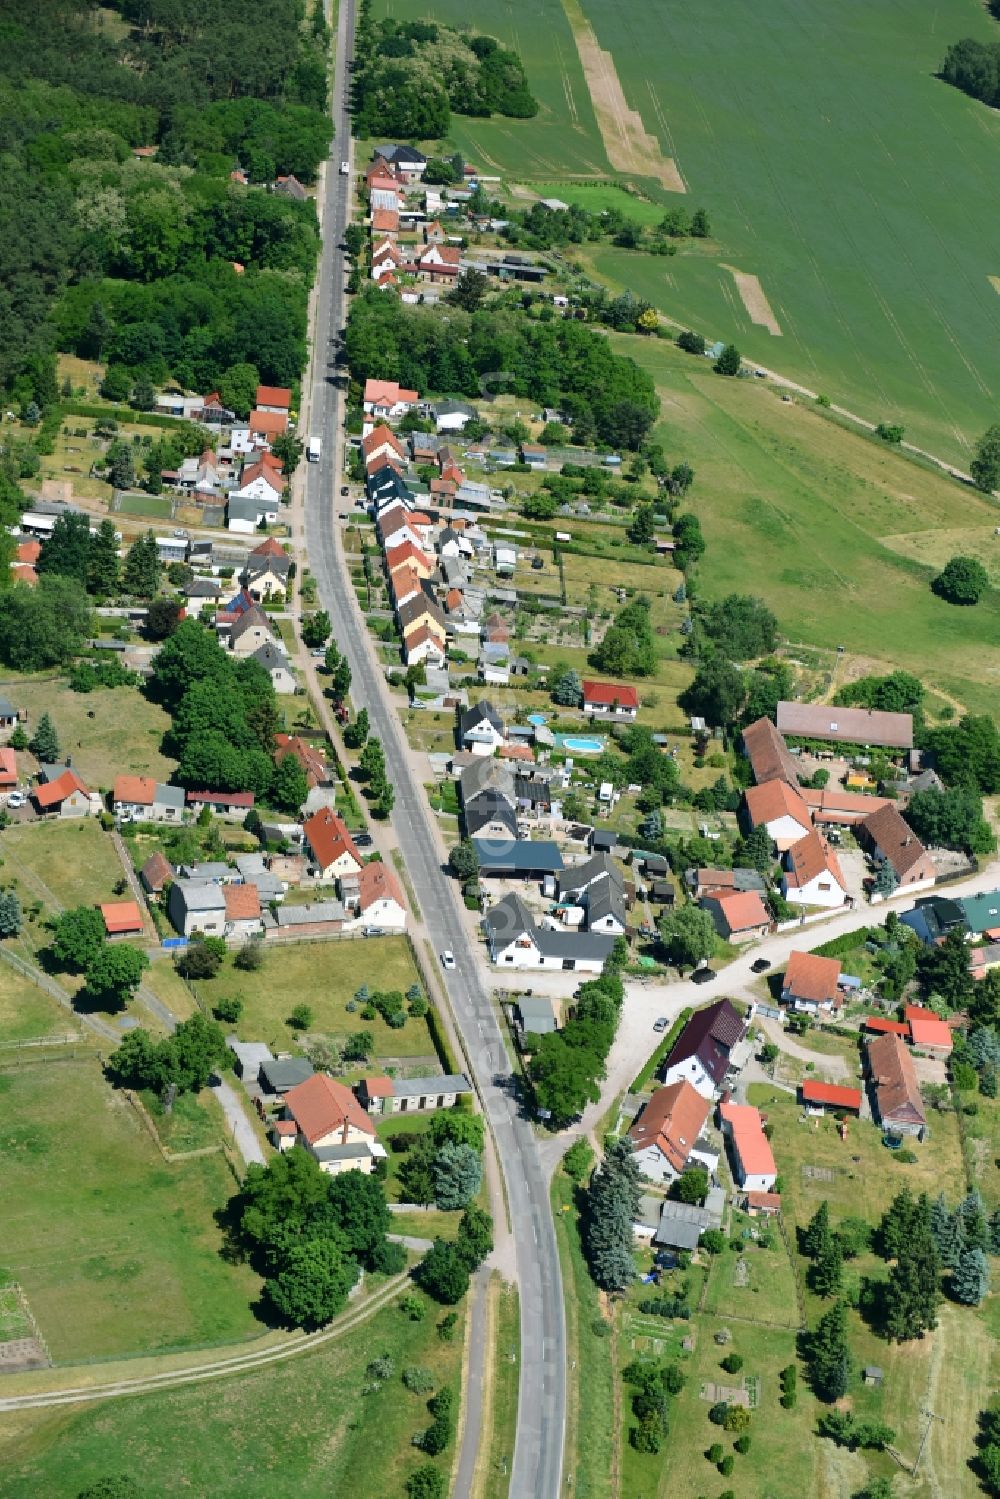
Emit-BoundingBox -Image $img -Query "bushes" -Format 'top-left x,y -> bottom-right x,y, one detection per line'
779,1364 -> 797,1409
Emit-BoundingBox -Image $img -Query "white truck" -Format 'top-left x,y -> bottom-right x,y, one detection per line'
307,436 -> 322,462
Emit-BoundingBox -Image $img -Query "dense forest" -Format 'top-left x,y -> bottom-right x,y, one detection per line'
345,287 -> 658,449
0,0 -> 331,425
352,2 -> 537,139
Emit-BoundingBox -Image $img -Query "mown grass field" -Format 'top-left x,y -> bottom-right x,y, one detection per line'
2,820 -> 127,910
614,335 -> 1000,717
0,1057 -> 260,1362
202,938 -> 434,1060
0,968 -> 80,1046
5,676 -> 176,786
1,1291 -> 465,1499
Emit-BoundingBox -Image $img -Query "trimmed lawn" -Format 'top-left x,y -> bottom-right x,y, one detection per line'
375,1112 -> 436,1202
0,1057 -> 260,1361
2,820 -> 128,911
1,1291 -> 466,1498
700,1228 -> 800,1329
524,180 -> 667,223
142,958 -> 198,1022
202,939 -> 434,1059
139,1086 -> 227,1154
8,679 -> 176,785
0,967 -> 80,1045
388,1207 -> 463,1242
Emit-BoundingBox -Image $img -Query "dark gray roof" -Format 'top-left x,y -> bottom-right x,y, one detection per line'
473,838 -> 564,874
667,1000 -> 746,1087
312,1142 -> 374,1162
516,996 -> 558,1034
514,776 -> 552,807
0,697 -> 17,718
274,900 -> 346,926
484,891 -> 536,942
560,853 -> 622,899
534,925 -> 615,961
246,550 -> 291,577
253,640 -> 290,671
260,1056 -> 315,1092
227,494 -> 267,523
590,830 -> 617,852
154,783 -> 186,810
586,873 -> 626,927
465,792 -> 518,838
376,143 -> 427,165
460,699 -> 503,738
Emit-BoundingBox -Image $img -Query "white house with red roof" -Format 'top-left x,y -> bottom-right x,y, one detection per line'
352,861 -> 407,931
280,1073 -> 384,1176
782,829 -> 849,909
416,244 -> 461,282
255,385 -> 291,415
302,808 -> 363,882
582,680 -> 639,719
719,1099 -> 777,1192
363,379 -> 420,425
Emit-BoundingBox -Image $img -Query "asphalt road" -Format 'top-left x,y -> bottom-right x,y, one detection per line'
302,6 -> 566,1496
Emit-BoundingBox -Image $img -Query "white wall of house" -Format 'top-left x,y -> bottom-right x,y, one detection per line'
632,1144 -> 678,1185
663,1055 -> 715,1100
782,872 -> 847,908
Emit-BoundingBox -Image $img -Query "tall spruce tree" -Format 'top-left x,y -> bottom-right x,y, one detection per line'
583,1138 -> 641,1293
951,1245 -> 990,1306
881,1215 -> 941,1342
808,1298 -> 852,1401
30,712 -> 60,763
802,1200 -> 832,1259
123,531 -> 162,598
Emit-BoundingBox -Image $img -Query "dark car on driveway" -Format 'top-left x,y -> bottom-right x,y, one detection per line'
751,957 -> 770,974
692,967 -> 716,984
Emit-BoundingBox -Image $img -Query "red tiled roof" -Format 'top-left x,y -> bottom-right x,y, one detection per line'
239,459 -> 284,492
745,778 -> 811,831
274,1119 -> 297,1136
904,1007 -> 953,1051
864,1017 -> 910,1036
800,1079 -> 862,1111
362,424 -> 406,460
34,769 -> 88,808
0,747 -> 16,784
860,803 -> 930,879
784,829 -> 846,892
114,774 -> 156,806
15,540 -> 40,564
274,734 -> 328,787
499,743 -> 535,762
248,409 -> 288,438
372,208 -> 399,231
582,680 -> 639,710
719,1101 -> 776,1178
866,1031 -> 925,1126
745,1190 -> 782,1211
358,860 -> 405,914
783,950 -> 842,1005
285,1073 -> 374,1145
224,884 -> 262,921
628,1080 -> 710,1174
255,385 -> 291,410
777,701 -> 913,750
303,808 -> 361,872
364,379 -> 419,405
741,716 -> 801,787
100,900 -> 143,935
801,786 -> 890,822
141,852 -> 173,891
385,539 -> 432,574
12,565 -> 37,585
186,789 -> 255,808
708,890 -> 770,933
362,1075 -> 394,1098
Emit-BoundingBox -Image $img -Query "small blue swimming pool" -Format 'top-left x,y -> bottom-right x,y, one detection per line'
527,712 -> 547,726
557,734 -> 606,755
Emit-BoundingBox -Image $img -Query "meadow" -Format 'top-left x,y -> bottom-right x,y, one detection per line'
614,335 -> 1000,718
0,1291 -> 465,1499
0,1057 -> 260,1363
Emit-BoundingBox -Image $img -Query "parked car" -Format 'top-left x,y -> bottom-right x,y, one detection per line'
310,648 -> 326,659
440,950 -> 456,970
751,957 -> 770,974
353,831 -> 373,848
6,791 -> 25,809
692,967 -> 716,984
363,926 -> 386,937
340,486 -> 349,496
653,1016 -> 669,1033
172,528 -> 188,539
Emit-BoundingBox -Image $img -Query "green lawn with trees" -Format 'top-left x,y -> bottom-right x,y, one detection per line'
1,1292 -> 467,1498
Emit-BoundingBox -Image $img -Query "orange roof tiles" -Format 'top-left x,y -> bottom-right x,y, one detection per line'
904,1006 -> 953,1051
100,900 -> 143,935
864,1017 -> 910,1036
784,829 -> 846,892
285,1073 -> 374,1145
628,1080 -> 710,1174
358,860 -> 405,913
745,778 -> 812,830
783,950 -> 842,1005
719,1100 -> 776,1178
248,409 -> 288,438
34,769 -> 88,808
709,890 -> 770,933
302,808 -> 361,871
582,680 -> 639,709
224,884 -> 262,922
800,1079 -> 862,1111
364,378 -> 419,406
255,385 -> 291,409
113,774 -> 157,806
742,716 -> 801,787
866,1031 -> 925,1127
0,748 -> 16,785
361,1075 -> 394,1098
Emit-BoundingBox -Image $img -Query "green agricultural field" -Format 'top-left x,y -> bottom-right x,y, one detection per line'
7,677 -> 175,786
615,334 -> 1000,717
580,0 -> 1000,462
370,0 -> 610,178
1,1293 -> 466,1498
0,1058 -> 260,1362
202,938 -> 434,1060
2,820 -> 128,911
